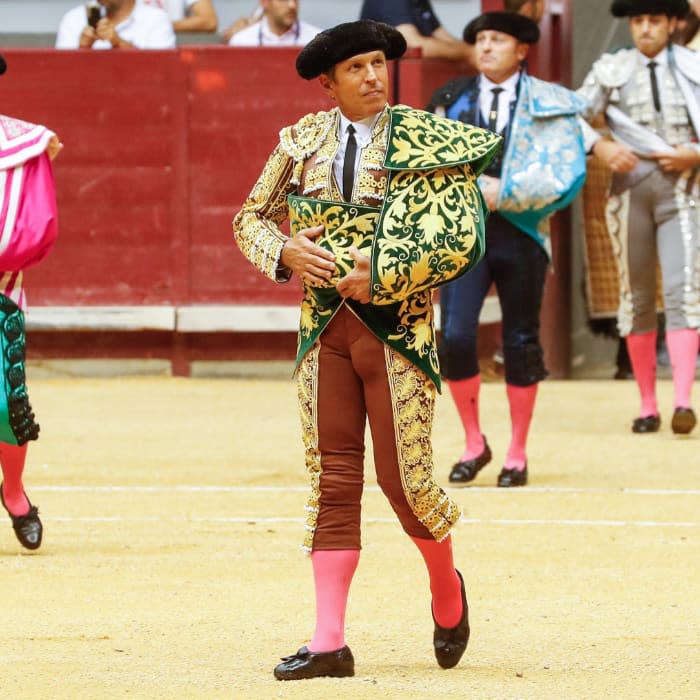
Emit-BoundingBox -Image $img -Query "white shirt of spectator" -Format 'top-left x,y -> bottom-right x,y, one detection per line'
228,17 -> 321,47
55,3 -> 177,49
138,0 -> 197,23
478,71 -> 519,134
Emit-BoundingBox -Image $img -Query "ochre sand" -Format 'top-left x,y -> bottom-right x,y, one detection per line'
1,376 -> 698,699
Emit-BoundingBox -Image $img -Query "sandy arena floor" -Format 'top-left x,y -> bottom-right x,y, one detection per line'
0,376 -> 697,699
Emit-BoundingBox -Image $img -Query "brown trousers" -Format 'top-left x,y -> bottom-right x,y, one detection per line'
296,305 -> 460,551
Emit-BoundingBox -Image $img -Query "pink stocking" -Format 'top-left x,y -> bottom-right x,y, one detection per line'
0,443 -> 30,516
505,383 -> 537,470
447,376 -> 485,460
665,328 -> 699,409
308,549 -> 360,652
411,535 -> 462,628
626,330 -> 658,417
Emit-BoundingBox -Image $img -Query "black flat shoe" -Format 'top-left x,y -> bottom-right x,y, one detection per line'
497,465 -> 528,488
671,407 -> 696,435
632,414 -> 661,433
0,484 -> 42,550
273,645 -> 354,681
433,569 -> 470,669
449,438 -> 492,485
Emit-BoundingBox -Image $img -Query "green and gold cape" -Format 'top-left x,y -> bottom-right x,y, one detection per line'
287,105 -> 501,388
233,104 -> 501,388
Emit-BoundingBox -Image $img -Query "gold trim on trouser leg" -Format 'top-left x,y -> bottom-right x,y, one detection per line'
384,345 -> 461,542
605,191 -> 634,336
296,343 -> 322,552
675,171 -> 700,328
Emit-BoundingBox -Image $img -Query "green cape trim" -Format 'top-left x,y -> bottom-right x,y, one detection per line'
384,105 -> 502,174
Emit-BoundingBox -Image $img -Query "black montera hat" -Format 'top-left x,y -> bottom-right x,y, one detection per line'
463,12 -> 540,45
610,0 -> 689,17
296,20 -> 407,80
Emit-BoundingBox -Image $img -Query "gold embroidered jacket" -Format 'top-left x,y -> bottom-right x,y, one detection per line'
233,104 -> 500,388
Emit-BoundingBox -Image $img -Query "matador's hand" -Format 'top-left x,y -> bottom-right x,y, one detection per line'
479,175 -> 500,211
280,225 -> 336,286
336,247 -> 371,304
593,139 -> 638,173
651,146 -> 700,173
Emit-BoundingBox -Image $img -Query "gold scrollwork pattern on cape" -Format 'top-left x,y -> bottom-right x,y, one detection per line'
385,105 -> 503,172
296,344 -> 322,552
371,165 -> 485,303
289,196 -> 379,287
236,105 -> 499,390
385,346 -> 461,541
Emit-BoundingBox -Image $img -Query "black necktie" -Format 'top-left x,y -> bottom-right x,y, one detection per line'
487,87 -> 504,132
648,60 -> 661,112
342,124 -> 357,202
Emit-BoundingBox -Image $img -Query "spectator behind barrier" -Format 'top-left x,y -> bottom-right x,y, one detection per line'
139,0 -> 218,33
504,0 -> 546,23
359,0 -> 473,63
220,4 -> 262,43
56,0 -> 176,49
223,0 -> 321,46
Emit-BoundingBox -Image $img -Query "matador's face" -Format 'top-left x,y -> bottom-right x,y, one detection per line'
319,50 -> 389,122
629,14 -> 677,58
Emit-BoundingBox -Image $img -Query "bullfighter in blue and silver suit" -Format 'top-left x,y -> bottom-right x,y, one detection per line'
428,11 -> 589,487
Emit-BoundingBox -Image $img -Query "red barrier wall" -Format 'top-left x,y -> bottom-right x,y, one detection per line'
4,48 -> 330,309
2,34 -> 573,376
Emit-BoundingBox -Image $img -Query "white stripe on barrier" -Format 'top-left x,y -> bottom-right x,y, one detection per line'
26,305 -> 176,331
24,297 -> 504,333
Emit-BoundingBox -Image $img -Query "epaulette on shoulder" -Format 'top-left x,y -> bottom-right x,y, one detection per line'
592,47 -> 636,89
279,109 -> 337,162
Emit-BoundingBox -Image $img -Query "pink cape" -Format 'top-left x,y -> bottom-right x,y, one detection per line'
0,115 -> 59,272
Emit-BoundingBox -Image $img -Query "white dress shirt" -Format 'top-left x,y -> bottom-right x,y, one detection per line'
55,3 -> 176,49
479,71 -> 519,133
138,0 -> 198,23
332,111 -> 383,196
643,46 -> 668,83
228,17 -> 321,47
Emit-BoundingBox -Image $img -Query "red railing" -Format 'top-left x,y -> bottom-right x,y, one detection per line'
2,29 -> 573,375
